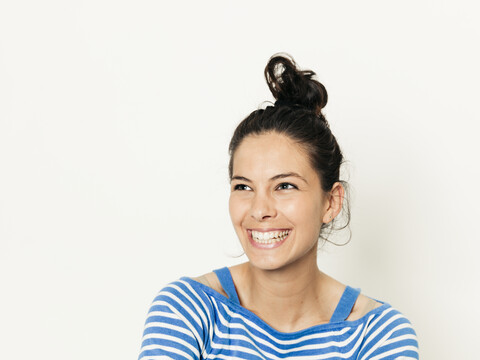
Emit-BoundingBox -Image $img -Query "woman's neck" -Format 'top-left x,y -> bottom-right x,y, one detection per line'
232,254 -> 341,332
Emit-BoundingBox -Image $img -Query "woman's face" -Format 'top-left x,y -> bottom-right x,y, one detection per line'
229,132 -> 331,271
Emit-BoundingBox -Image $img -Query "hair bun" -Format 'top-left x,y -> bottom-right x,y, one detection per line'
264,53 -> 328,116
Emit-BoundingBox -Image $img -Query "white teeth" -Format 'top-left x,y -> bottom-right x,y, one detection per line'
251,230 -> 290,244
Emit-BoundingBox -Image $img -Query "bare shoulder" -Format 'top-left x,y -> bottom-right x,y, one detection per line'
346,293 -> 383,321
191,272 -> 228,298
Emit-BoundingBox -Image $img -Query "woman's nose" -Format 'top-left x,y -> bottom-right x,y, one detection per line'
250,193 -> 276,221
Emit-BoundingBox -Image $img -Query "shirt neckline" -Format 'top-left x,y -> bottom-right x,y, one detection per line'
181,276 -> 390,337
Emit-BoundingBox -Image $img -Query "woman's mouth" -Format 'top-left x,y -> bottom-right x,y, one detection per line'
247,229 -> 291,249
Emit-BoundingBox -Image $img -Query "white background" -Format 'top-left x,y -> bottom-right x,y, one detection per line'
1,1 -> 479,359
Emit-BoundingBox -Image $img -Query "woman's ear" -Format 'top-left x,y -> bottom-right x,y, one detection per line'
322,182 -> 345,223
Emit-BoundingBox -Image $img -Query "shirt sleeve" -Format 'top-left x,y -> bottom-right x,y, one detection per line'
357,307 -> 419,360
138,280 -> 209,360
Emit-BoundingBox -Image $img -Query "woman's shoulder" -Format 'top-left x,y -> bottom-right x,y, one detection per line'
153,272 -> 219,295
148,271 -> 231,311
191,272 -> 228,298
347,293 -> 383,321
349,291 -> 416,333
144,274 -> 227,328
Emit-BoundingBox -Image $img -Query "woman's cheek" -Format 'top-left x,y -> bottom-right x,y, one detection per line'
229,196 -> 249,224
281,198 -> 302,219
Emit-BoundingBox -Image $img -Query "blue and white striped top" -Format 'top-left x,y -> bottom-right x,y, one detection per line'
139,267 -> 419,360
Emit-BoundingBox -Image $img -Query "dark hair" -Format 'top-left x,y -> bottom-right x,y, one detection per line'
228,53 -> 350,243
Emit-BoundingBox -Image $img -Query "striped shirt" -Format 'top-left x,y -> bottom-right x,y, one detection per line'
139,268 -> 418,360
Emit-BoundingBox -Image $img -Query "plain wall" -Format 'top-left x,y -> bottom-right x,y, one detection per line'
1,1 -> 479,359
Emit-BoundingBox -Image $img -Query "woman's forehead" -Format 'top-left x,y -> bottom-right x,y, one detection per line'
232,133 -> 313,178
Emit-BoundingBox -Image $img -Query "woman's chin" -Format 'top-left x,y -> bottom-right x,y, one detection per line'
243,252 -> 293,272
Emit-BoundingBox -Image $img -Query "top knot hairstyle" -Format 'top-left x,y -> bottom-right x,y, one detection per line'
264,54 -> 328,118
228,53 -> 350,242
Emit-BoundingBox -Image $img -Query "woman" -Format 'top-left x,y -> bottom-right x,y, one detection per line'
139,54 -> 419,359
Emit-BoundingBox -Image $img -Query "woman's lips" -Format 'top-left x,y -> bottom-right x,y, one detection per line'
247,229 -> 291,249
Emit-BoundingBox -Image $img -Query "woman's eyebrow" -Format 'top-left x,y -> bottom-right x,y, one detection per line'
231,176 -> 251,182
271,172 -> 308,184
231,172 -> 308,184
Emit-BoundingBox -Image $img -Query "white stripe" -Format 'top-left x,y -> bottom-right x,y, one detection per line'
141,333 -> 199,356
381,333 -> 417,347
367,345 -> 418,360
206,353 -> 254,360
140,344 -> 194,360
209,343 -> 268,359
146,311 -> 179,320
143,322 -> 196,339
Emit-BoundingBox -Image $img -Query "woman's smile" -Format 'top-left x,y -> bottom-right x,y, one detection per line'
248,229 -> 291,248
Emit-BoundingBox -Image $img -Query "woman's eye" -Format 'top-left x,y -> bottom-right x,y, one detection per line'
233,184 -> 252,191
277,182 -> 297,190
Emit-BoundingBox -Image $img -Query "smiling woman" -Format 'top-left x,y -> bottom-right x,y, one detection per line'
138,54 -> 419,360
